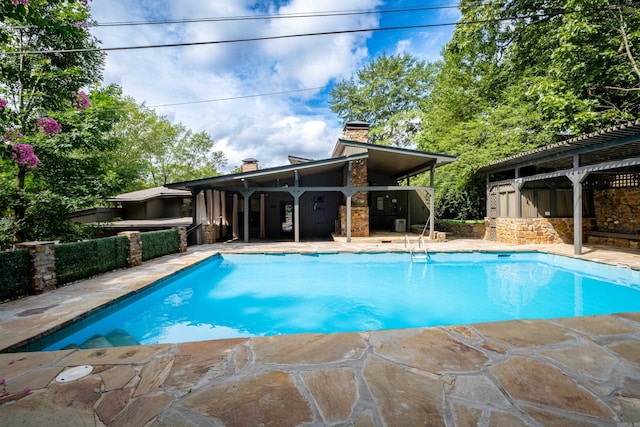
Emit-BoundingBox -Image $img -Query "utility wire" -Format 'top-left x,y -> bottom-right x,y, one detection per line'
148,87 -> 325,108
92,4 -> 462,27
1,9 -> 589,55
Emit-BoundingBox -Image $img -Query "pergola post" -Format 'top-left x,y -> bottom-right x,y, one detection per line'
259,194 -> 266,239
568,155 -> 588,255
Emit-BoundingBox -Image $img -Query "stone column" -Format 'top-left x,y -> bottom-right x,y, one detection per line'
118,231 -> 142,267
176,227 -> 187,252
15,241 -> 57,293
203,224 -> 216,244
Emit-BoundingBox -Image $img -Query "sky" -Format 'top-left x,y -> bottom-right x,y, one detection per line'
88,0 -> 460,172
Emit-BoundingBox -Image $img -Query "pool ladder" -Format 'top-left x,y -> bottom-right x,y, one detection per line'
405,235 -> 430,262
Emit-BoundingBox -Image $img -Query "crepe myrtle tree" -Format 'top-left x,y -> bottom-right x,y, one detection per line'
0,0 -> 104,244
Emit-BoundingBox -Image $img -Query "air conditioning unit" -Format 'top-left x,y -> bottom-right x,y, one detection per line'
394,218 -> 406,232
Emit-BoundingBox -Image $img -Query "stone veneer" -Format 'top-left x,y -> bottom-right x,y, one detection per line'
339,206 -> 370,237
203,224 -> 216,244
176,227 -> 187,252
487,217 -> 595,244
15,241 -> 57,293
594,187 -> 640,233
343,126 -> 368,143
118,231 -> 142,267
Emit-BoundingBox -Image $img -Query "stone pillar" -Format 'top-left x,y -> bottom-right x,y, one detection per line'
203,224 -> 216,244
176,227 -> 187,252
15,241 -> 57,293
118,231 -> 142,267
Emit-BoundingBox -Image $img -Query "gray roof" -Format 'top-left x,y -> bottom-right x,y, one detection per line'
479,120 -> 640,173
167,141 -> 457,191
108,186 -> 191,203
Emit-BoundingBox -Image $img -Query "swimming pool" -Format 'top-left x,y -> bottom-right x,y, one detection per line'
23,252 -> 640,351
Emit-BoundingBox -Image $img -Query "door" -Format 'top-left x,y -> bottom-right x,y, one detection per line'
280,201 -> 294,239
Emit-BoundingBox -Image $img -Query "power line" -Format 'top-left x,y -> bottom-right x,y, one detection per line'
2,5 -> 625,55
148,87 -> 325,108
0,11 -> 573,55
92,4 -> 462,27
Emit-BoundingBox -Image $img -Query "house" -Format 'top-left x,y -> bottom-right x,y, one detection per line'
167,122 -> 457,243
69,186 -> 192,233
479,120 -> 640,254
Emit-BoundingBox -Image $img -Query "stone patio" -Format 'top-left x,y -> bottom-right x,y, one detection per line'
1,237 -> 640,426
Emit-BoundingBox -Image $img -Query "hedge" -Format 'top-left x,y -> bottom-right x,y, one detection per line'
56,235 -> 128,285
0,249 -> 31,302
141,229 -> 180,261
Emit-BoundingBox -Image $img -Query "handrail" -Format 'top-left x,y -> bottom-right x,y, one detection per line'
186,222 -> 202,236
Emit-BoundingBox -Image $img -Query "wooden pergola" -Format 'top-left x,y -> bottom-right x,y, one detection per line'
480,120 -> 640,254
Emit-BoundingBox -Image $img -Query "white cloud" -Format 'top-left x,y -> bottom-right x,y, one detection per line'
89,0 -> 450,173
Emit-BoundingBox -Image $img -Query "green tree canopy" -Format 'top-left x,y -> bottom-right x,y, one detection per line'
416,0 -> 640,219
108,99 -> 227,187
329,53 -> 440,146
0,0 -> 106,244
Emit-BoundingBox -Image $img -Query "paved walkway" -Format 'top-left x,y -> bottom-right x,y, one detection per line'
1,237 -> 639,426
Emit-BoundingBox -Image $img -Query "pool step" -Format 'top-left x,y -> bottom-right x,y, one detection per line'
105,329 -> 140,347
71,329 -> 141,349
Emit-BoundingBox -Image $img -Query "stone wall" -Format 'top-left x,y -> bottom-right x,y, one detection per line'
488,217 -> 595,244
435,221 -> 486,239
339,206 -> 370,237
594,188 -> 640,233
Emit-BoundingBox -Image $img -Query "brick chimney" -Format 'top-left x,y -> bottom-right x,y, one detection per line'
241,158 -> 259,172
343,121 -> 369,143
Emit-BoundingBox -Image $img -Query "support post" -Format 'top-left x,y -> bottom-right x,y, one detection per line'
427,188 -> 435,240
294,193 -> 300,242
346,195 -> 352,242
243,193 -> 250,243
259,194 -> 266,239
232,194 -> 239,239
567,154 -> 588,255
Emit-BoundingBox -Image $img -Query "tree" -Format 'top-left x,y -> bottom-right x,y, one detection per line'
108,100 -> 227,187
415,0 -> 640,219
0,0 -> 105,244
329,53 -> 439,146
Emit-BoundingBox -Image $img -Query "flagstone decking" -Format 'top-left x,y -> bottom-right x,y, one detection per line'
1,237 -> 640,426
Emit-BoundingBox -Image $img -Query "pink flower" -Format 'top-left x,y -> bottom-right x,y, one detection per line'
72,91 -> 91,110
0,98 -> 7,111
2,128 -> 23,142
8,360 -> 14,365
74,22 -> 87,29
12,143 -> 40,168
0,378 -> 5,385
36,117 -> 61,136
81,0 -> 91,6
1,392 -> 9,398
13,0 -> 28,6
23,387 -> 31,393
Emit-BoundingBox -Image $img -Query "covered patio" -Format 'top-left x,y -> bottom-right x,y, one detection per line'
480,120 -> 640,254
168,122 -> 457,244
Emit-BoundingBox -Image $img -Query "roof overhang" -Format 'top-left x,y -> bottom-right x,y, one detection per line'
333,139 -> 457,179
479,120 -> 640,175
167,154 -> 368,191
108,186 -> 191,203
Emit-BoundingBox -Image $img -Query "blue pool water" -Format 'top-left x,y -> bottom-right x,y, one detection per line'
26,252 -> 640,351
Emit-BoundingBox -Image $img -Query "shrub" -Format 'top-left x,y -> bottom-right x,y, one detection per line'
56,235 -> 128,285
141,229 -> 179,261
0,249 -> 31,301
